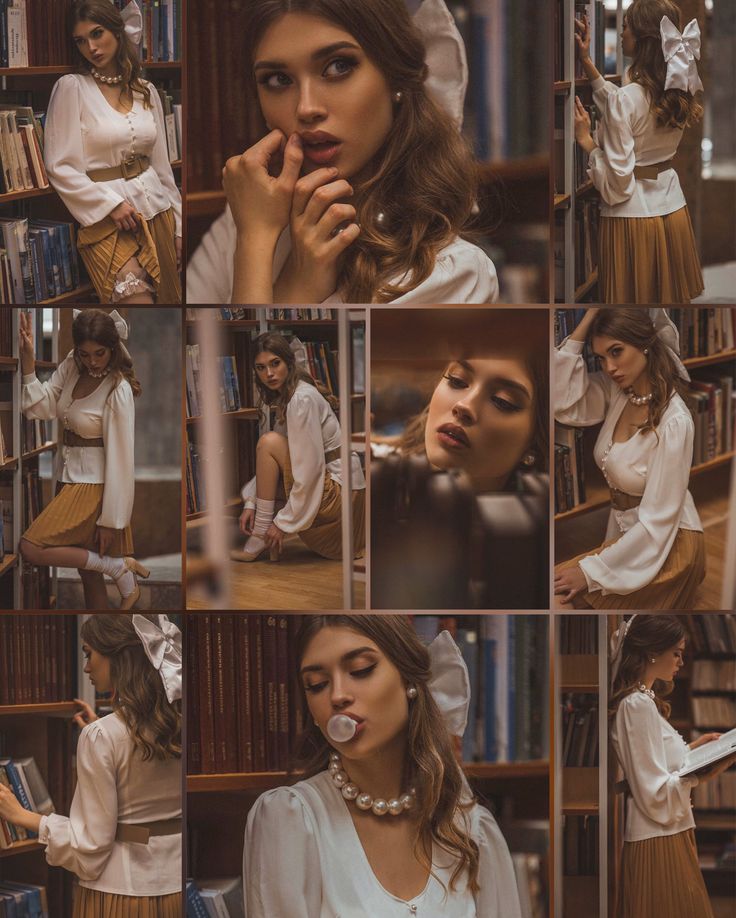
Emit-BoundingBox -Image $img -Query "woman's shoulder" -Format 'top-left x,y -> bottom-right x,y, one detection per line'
106,375 -> 134,406
659,394 -> 694,434
289,380 -> 322,408
248,773 -> 330,827
80,710 -> 129,746
617,689 -> 657,717
51,72 -> 89,99
394,236 -> 498,304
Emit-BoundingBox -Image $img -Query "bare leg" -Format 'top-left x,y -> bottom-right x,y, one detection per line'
78,569 -> 110,610
255,432 -> 289,499
19,538 -> 90,569
112,256 -> 155,305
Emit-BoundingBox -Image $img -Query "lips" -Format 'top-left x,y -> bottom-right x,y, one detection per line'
436,423 -> 470,449
342,712 -> 365,736
300,131 -> 343,166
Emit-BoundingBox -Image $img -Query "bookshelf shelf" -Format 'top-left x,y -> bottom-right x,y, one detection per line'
186,408 -> 259,426
683,348 -> 736,369
0,457 -> 19,471
21,442 -> 56,461
555,193 -> 571,209
465,760 -> 549,779
0,553 -> 19,577
186,496 -> 242,524
555,80 -> 572,92
0,186 -> 53,204
39,283 -> 95,305
187,189 -> 226,219
0,840 -> 44,858
478,154 -> 548,183
0,701 -> 76,717
562,767 -> 599,815
0,356 -> 18,368
560,654 -> 598,691
34,361 -> 57,370
185,318 -> 259,329
575,180 -> 595,197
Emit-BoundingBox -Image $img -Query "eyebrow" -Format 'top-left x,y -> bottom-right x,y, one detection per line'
300,645 -> 377,675
451,360 -> 532,401
254,41 -> 361,71
591,341 -> 624,359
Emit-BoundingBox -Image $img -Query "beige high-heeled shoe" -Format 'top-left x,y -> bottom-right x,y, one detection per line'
114,557 -> 150,610
230,541 -> 281,563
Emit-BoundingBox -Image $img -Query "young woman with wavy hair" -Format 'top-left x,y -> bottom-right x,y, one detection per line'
43,0 -> 181,304
232,331 -> 365,563
553,308 -> 705,610
608,615 -> 734,918
186,0 -> 498,304
243,614 -> 521,916
18,308 -> 149,610
574,0 -> 704,303
0,614 -> 182,918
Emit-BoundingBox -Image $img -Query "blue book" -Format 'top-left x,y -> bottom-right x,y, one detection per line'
161,1 -> 169,61
186,882 -> 209,918
225,356 -> 241,411
0,1 -> 8,69
0,888 -> 22,918
506,616 -> 516,761
2,761 -> 37,838
0,883 -> 42,918
481,621 -> 496,762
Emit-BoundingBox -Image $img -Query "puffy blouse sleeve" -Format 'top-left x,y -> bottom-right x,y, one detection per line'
38,721 -> 118,882
615,693 -> 697,827
587,87 -> 637,206
243,788 -> 322,918
21,352 -> 75,420
98,380 -> 135,530
148,84 -> 182,236
473,805 -> 522,918
185,208 -> 236,304
274,390 -> 326,534
43,75 -> 126,226
390,243 -> 499,305
579,413 -> 693,595
553,338 -> 612,425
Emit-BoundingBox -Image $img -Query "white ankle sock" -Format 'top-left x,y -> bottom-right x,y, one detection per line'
84,551 -> 136,598
244,498 -> 275,553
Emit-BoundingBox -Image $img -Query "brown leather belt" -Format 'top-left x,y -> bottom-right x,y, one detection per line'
325,447 -> 341,464
633,160 -> 673,180
87,154 -> 150,182
63,430 -> 104,448
610,488 -> 642,511
115,818 -> 182,844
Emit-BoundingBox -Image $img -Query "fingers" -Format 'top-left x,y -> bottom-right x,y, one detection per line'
278,133 -> 304,189
292,170 -> 344,217
73,713 -> 87,729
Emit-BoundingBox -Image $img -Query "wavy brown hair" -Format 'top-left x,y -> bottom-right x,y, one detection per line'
80,614 -> 181,761
70,0 -> 152,108
626,0 -> 703,129
293,615 -> 480,893
243,0 -> 481,303
72,308 -> 142,397
589,307 -> 684,435
609,614 -> 685,721
252,331 -> 336,424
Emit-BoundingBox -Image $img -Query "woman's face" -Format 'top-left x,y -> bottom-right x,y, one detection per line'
648,639 -> 685,684
621,14 -> 636,57
424,358 -> 536,491
73,19 -> 120,71
300,626 -> 410,764
254,350 -> 289,392
591,334 -> 649,392
77,339 -> 112,375
82,642 -> 112,694
253,13 -> 394,179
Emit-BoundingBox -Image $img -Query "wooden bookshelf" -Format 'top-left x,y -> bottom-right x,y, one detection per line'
0,553 -> 18,578
39,283 -> 94,306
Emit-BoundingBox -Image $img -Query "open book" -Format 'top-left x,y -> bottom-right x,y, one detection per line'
678,727 -> 736,778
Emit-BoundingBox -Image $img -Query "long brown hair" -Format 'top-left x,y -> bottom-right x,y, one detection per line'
626,0 -> 703,129
72,308 -> 142,397
243,0 -> 480,303
252,332 -> 336,423
293,615 -> 480,892
70,0 -> 152,108
609,614 -> 685,721
80,614 -> 181,761
589,307 -> 683,434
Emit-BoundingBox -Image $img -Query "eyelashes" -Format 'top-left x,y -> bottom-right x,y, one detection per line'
443,374 -> 523,413
303,662 -> 378,695
257,56 -> 359,91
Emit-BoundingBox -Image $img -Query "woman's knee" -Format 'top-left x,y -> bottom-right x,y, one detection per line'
19,539 -> 40,564
257,431 -> 288,456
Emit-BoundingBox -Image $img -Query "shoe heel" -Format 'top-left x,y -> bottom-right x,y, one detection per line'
269,545 -> 281,562
120,584 -> 141,610
126,557 -> 150,579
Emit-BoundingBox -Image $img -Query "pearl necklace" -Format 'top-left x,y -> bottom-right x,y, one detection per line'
91,68 -> 123,85
626,388 -> 653,406
328,752 -> 416,817
638,683 -> 655,699
87,367 -> 110,379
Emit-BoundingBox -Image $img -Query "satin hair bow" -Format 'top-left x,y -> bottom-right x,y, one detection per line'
610,614 -> 637,690
427,630 -> 471,737
660,15 -> 703,95
73,308 -> 129,341
121,1 -> 144,48
132,614 -> 182,703
414,0 -> 469,130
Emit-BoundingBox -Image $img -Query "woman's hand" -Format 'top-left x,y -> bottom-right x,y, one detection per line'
569,306 -> 600,343
689,732 -> 721,751
574,97 -> 596,152
239,507 -> 255,536
19,310 -> 35,374
554,564 -> 588,603
0,782 -> 40,833
264,522 -> 285,554
223,130 -> 304,241
175,236 -> 182,271
575,14 -> 592,62
95,526 -> 119,557
72,698 -> 99,729
109,201 -> 139,232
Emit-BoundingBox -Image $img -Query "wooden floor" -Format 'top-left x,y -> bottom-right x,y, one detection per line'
187,534 -> 366,610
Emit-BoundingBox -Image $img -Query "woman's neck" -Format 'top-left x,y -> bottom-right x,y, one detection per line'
628,371 -> 652,398
338,733 -> 408,801
92,60 -> 121,79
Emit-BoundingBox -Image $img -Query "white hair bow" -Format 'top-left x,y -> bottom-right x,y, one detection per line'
427,629 -> 470,737
660,16 -> 703,95
132,614 -> 182,703
610,614 -> 636,690
413,0 -> 468,130
121,0 -> 143,48
648,308 -> 690,382
72,308 -> 129,341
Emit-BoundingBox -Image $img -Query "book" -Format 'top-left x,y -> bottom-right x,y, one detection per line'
679,727 -> 736,778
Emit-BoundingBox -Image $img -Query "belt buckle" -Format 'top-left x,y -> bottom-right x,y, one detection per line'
120,154 -> 138,180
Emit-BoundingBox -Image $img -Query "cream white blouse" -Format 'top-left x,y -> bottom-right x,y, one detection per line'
38,711 -> 181,896
588,76 -> 687,218
44,74 -> 182,235
611,691 -> 698,842
186,207 -> 499,304
22,352 -> 135,530
241,381 -> 365,534
554,338 -> 702,596
243,771 -> 522,918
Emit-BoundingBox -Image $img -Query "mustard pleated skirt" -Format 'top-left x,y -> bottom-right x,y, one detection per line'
283,452 -> 365,561
22,483 -> 133,557
598,205 -> 704,304
77,207 -> 181,304
558,527 -> 705,610
74,886 -> 182,918
616,829 -> 714,918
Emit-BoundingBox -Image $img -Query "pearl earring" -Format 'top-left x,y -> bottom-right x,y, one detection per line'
649,657 -> 656,663
393,91 -> 403,103
643,348 -> 649,355
406,686 -> 417,699
521,453 -> 536,468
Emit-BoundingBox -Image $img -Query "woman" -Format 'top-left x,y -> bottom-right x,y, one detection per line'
609,614 -> 735,918
574,0 -> 704,303
18,308 -> 149,610
553,308 -> 704,610
44,0 -> 182,304
187,0 -> 499,305
232,332 -> 365,562
0,613 -> 182,917
243,614 -> 521,916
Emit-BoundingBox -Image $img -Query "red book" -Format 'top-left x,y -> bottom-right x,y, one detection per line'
212,615 -> 237,773
235,617 -> 253,772
187,614 -> 201,774
249,616 -> 266,772
199,616 -> 216,773
263,616 -> 279,771
276,617 -> 290,769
